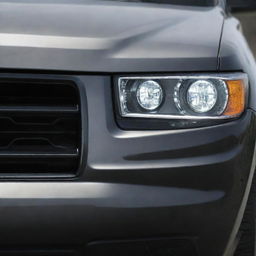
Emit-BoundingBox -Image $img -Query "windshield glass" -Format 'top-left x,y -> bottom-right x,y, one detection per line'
108,0 -> 217,6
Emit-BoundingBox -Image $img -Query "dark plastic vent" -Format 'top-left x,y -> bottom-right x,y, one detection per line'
0,79 -> 81,176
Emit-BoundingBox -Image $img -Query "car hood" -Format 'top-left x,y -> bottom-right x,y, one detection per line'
0,0 -> 224,73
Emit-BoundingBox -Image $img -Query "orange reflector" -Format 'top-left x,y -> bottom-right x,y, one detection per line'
223,80 -> 246,116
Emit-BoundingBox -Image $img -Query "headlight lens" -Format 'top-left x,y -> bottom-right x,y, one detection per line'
186,80 -> 218,113
136,80 -> 163,110
116,73 -> 248,129
174,78 -> 229,116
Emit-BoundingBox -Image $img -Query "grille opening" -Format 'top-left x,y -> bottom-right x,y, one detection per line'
0,79 -> 81,176
0,80 -> 78,106
0,246 -> 82,256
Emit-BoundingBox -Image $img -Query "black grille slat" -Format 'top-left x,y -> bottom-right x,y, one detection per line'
0,151 -> 78,158
0,79 -> 81,176
1,150 -> 74,156
0,105 -> 79,113
0,116 -> 78,131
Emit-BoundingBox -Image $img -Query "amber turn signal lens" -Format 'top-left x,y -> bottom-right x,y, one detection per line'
223,80 -> 246,116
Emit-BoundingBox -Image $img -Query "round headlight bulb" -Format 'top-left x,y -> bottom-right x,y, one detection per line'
136,80 -> 163,111
187,80 -> 218,113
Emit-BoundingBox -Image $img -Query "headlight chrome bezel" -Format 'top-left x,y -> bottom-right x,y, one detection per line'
116,73 -> 248,123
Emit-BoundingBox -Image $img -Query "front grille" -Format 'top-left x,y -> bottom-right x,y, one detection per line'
0,247 -> 82,256
0,77 -> 81,176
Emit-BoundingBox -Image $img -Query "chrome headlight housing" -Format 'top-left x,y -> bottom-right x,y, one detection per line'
115,73 -> 248,129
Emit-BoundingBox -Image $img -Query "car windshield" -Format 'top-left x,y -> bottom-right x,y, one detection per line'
107,0 -> 217,6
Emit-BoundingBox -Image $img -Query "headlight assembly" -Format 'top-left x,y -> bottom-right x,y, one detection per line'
115,73 -> 248,129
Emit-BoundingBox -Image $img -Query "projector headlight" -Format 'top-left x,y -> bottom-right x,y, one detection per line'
186,80 -> 219,113
136,80 -> 163,110
115,73 -> 248,129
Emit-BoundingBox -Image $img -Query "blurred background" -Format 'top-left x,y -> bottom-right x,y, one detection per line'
228,0 -> 256,57
235,11 -> 256,57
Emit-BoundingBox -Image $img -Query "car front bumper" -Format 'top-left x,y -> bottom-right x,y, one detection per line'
0,76 -> 255,256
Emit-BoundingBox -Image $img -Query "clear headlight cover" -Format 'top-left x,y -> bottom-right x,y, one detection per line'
186,80 -> 218,113
136,80 -> 163,110
116,74 -> 248,125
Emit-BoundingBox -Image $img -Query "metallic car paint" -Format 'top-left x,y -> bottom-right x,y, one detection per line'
0,0 -> 224,72
0,1 -> 254,256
